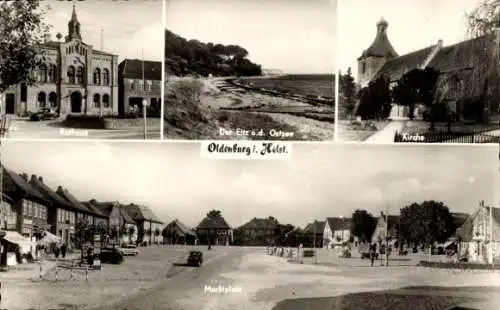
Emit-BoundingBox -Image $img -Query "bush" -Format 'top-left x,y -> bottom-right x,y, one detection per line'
164,78 -> 209,130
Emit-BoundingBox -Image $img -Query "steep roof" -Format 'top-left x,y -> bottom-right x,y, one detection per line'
326,217 -> 351,231
240,218 -> 278,230
377,214 -> 400,228
451,212 -> 470,229
166,219 -> 197,236
373,45 -> 436,82
124,204 -> 163,224
197,216 -> 231,230
427,35 -> 488,74
359,18 -> 398,60
2,169 -> 46,203
28,175 -> 74,209
119,59 -> 162,81
56,186 -> 104,216
303,221 -> 326,234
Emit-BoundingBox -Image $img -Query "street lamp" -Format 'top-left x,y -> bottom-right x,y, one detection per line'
142,99 -> 149,139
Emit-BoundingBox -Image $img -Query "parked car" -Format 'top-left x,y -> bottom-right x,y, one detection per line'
99,248 -> 124,264
29,108 -> 57,121
118,245 -> 139,256
187,251 -> 203,267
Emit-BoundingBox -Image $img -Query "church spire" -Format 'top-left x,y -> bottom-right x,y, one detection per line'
358,17 -> 398,60
67,4 -> 82,42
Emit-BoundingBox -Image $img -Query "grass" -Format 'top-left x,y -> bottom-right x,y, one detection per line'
337,120 -> 390,142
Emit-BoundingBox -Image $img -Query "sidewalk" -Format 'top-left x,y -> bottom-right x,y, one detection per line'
0,252 -> 80,282
364,120 -> 405,143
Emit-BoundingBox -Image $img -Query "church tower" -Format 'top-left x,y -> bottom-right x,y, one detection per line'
66,4 -> 82,42
357,18 -> 398,87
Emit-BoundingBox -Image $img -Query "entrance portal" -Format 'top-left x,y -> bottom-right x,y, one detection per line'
5,94 -> 15,114
70,91 -> 82,113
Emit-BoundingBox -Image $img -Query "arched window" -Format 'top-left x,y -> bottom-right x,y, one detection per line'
67,66 -> 75,84
93,68 -> 101,85
48,64 -> 56,83
102,68 -> 109,85
76,66 -> 84,84
93,93 -> 101,108
361,62 -> 366,74
37,92 -> 46,108
49,92 -> 57,108
103,94 -> 110,108
39,64 -> 48,83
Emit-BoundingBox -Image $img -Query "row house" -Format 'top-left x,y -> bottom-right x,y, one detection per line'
124,204 -> 164,245
89,200 -> 138,245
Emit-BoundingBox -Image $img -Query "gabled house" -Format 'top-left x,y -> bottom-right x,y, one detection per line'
163,219 -> 197,245
90,201 -> 138,245
2,169 -> 49,238
371,212 -> 400,246
323,217 -> 353,249
0,193 -> 16,231
196,215 -> 232,246
124,204 -> 164,245
238,217 -> 278,246
303,220 -> 325,248
28,175 -> 79,246
456,202 -> 500,264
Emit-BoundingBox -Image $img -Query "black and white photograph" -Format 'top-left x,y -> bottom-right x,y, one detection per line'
0,0 -> 163,140
0,141 -> 498,309
337,0 -> 500,144
164,0 -> 337,141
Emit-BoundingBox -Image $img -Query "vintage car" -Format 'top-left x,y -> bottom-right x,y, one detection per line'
187,251 -> 203,267
29,108 -> 58,121
99,248 -> 124,264
118,244 -> 140,256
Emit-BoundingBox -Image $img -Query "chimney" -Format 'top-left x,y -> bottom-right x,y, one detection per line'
43,34 -> 51,44
56,186 -> 63,194
38,176 -> 43,183
31,175 -> 38,182
437,39 -> 443,48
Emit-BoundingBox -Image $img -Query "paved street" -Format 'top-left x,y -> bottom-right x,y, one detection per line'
5,119 -> 161,140
2,246 -> 500,309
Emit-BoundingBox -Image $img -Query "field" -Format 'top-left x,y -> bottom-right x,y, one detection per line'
240,74 -> 335,98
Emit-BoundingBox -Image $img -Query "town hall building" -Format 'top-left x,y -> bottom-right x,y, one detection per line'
357,17 -> 500,120
2,5 -> 119,116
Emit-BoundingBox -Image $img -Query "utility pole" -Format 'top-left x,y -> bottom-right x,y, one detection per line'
142,49 -> 148,140
385,206 -> 389,267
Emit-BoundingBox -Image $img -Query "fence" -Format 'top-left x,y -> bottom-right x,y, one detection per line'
394,129 -> 500,143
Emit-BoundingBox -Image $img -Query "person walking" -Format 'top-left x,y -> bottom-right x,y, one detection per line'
61,243 -> 67,259
370,243 -> 376,267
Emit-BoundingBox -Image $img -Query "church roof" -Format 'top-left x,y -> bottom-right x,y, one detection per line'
373,45 -> 437,82
119,59 -> 162,81
358,18 -> 398,60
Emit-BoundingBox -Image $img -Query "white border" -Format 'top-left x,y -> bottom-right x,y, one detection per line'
333,0 -> 339,142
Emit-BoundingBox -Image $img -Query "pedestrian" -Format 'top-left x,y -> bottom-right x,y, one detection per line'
370,244 -> 376,267
53,245 -> 60,259
61,243 -> 67,259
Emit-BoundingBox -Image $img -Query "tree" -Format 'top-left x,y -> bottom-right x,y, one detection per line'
350,209 -> 377,243
400,200 -> 456,247
356,76 -> 391,119
127,226 -> 135,243
340,68 -> 357,118
0,1 -> 50,93
392,68 -> 440,122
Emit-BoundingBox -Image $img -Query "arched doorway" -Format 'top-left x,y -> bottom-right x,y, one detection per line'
70,91 -> 82,113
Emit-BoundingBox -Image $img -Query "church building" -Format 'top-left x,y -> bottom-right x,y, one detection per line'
357,17 -> 500,119
2,5 -> 119,116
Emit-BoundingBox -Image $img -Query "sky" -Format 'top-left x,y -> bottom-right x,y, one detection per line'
165,0 -> 337,74
40,0 -> 163,61
339,0 -> 483,80
1,141 -> 497,229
